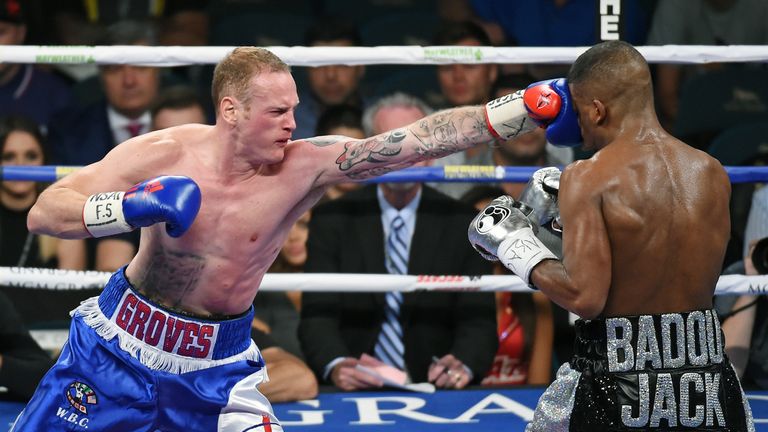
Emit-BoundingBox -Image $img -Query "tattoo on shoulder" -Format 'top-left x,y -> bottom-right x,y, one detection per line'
136,248 -> 205,309
305,136 -> 344,147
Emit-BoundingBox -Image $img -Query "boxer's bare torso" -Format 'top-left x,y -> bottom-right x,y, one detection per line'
124,128 -> 329,317
566,132 -> 729,317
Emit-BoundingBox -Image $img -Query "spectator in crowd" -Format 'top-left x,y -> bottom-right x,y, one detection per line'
250,327 -> 318,403
0,115 -> 88,328
315,104 -> 365,200
716,186 -> 768,389
299,93 -> 496,391
50,20 -> 161,166
151,85 -> 210,131
0,0 -> 74,131
0,115 -> 84,270
460,185 -> 554,386
0,289 -> 54,401
646,0 -> 768,129
293,19 -> 367,139
434,73 -> 572,199
432,21 -> 497,110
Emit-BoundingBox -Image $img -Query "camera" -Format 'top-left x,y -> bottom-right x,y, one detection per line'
751,237 -> 768,274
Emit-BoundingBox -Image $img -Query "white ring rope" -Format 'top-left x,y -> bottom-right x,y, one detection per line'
1,267 -> 765,296
2,45 -> 768,66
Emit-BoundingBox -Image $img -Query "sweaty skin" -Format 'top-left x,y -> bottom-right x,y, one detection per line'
529,48 -> 731,319
27,70 -> 498,318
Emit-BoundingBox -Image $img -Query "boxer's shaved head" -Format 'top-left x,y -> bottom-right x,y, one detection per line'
568,40 -> 653,111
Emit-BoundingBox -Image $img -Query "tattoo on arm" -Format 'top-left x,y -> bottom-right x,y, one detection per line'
334,108 -> 492,180
136,248 -> 206,311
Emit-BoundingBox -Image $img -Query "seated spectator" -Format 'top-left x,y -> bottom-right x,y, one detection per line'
0,1 -> 74,131
0,290 -> 54,401
250,327 -> 318,403
50,20 -> 161,166
432,21 -> 498,110
717,185 -> 768,390
460,186 -> 554,386
293,19 -> 367,139
151,85 -> 211,130
0,115 -> 90,331
299,93 -> 496,391
315,105 -> 365,200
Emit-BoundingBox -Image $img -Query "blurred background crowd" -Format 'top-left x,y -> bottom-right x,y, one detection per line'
1,0 -> 767,404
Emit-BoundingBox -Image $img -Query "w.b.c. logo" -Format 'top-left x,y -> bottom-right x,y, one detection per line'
66,381 -> 98,415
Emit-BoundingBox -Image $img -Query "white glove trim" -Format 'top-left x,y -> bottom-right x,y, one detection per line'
484,90 -> 537,140
83,192 -> 133,238
497,227 -> 557,285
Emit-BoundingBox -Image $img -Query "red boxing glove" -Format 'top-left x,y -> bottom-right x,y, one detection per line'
523,78 -> 583,148
523,84 -> 563,126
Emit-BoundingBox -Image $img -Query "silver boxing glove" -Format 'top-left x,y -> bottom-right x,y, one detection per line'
468,195 -> 557,284
519,167 -> 561,230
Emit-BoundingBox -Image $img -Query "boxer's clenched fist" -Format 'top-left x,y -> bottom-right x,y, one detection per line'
468,195 -> 557,285
523,78 -> 583,147
83,175 -> 201,238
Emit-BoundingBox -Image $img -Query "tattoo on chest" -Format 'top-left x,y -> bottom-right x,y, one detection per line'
137,249 -> 206,309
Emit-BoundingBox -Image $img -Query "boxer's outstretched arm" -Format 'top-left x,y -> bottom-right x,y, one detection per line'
308,95 -> 536,186
529,160 -> 612,319
28,135 -> 181,239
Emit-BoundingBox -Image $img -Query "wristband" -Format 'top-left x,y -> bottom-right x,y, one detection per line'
497,227 -> 557,285
484,90 -> 537,140
82,192 -> 133,237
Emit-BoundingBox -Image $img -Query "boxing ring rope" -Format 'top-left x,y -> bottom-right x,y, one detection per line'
1,267 -> 766,296
6,164 -> 768,184
2,45 -> 768,66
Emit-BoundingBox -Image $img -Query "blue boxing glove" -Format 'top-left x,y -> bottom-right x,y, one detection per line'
83,175 -> 202,238
523,78 -> 583,147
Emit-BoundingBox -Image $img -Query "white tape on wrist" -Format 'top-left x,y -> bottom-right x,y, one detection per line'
497,227 -> 558,285
484,89 -> 538,140
82,192 -> 133,238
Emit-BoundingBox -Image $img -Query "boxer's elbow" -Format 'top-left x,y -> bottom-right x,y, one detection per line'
27,202 -> 50,235
570,297 -> 604,320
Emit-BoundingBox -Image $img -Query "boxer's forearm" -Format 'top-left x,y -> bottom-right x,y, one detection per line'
317,99 -> 534,184
530,260 -> 606,319
28,185 -> 92,239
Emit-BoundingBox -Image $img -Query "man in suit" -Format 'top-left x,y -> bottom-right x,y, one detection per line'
299,93 -> 497,391
49,20 -> 161,166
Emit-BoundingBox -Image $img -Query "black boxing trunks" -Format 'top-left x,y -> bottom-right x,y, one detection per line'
526,309 -> 755,431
